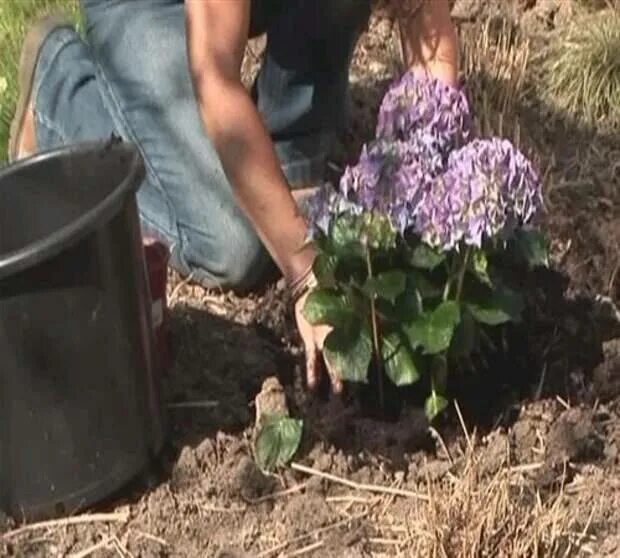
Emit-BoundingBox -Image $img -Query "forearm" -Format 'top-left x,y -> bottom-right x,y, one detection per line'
400,0 -> 459,86
195,78 -> 314,283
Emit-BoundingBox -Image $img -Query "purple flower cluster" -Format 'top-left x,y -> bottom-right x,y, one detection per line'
305,184 -> 358,237
307,136 -> 443,238
376,71 -> 472,154
415,139 -> 544,250
338,137 -> 442,234
305,71 -> 543,251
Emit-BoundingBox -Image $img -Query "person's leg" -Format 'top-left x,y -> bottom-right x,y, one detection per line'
25,0 -> 269,290
7,15 -> 115,161
24,0 -> 370,290
79,0 -> 272,290
253,0 -> 372,188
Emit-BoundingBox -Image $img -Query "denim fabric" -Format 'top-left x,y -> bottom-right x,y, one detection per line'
31,0 -> 370,289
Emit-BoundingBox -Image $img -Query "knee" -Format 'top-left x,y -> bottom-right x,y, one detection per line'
179,219 -> 270,291
218,230 -> 270,290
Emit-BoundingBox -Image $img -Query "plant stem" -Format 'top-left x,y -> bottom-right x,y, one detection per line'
456,247 -> 472,303
366,246 -> 384,412
442,254 -> 458,301
442,279 -> 452,301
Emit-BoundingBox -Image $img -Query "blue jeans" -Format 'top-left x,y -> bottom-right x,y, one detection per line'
32,0 -> 370,290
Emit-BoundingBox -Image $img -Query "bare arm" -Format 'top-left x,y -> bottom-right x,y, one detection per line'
184,0 -> 315,284
399,0 -> 459,86
185,0 -> 341,393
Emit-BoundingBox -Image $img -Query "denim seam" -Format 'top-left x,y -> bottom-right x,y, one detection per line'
177,226 -> 222,289
33,27 -> 176,238
91,69 -> 208,283
32,34 -> 74,139
32,35 -> 86,150
33,110 -> 67,144
91,63 -> 176,237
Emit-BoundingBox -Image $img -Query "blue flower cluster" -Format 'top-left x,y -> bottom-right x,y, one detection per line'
307,72 -> 543,251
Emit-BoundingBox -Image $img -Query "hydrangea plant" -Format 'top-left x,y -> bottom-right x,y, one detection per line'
303,72 -> 548,421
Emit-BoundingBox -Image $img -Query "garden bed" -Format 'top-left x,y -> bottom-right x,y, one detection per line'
2,2 -> 620,556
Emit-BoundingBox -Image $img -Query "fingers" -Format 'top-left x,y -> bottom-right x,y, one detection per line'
295,299 -> 343,394
298,318 -> 319,390
323,356 -> 343,394
314,325 -> 343,394
305,342 -> 318,390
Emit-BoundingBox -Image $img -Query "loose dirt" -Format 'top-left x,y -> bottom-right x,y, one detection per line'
2,2 -> 620,556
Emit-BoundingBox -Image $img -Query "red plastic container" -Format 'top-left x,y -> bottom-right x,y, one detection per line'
142,237 -> 171,372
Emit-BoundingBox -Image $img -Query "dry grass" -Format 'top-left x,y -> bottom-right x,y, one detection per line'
283,421 -> 600,557
401,436 -> 597,556
458,18 -> 531,147
456,17 -> 562,211
536,7 -> 620,128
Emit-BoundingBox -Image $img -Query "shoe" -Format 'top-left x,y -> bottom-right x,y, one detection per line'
8,14 -> 74,162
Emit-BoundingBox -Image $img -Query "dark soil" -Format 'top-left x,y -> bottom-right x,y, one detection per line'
2,2 -> 620,556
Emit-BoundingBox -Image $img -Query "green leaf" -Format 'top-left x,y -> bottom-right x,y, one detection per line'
409,244 -> 446,270
431,355 -> 448,392
450,309 -> 478,357
408,270 -> 443,299
330,215 -> 364,255
409,245 -> 446,271
362,212 -> 397,250
302,288 -> 353,327
254,415 -> 303,472
424,392 -> 449,421
324,322 -> 373,383
388,290 -> 422,324
470,249 -> 492,286
364,270 -> 406,302
407,301 -> 461,355
381,331 -> 421,386
313,252 -> 338,284
466,285 -> 524,325
513,229 -> 549,268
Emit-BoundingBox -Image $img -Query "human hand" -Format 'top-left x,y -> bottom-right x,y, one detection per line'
294,291 -> 343,394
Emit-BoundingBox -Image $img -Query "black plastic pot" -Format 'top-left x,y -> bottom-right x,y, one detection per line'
0,141 -> 166,521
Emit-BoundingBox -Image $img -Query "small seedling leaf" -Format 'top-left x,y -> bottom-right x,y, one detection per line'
425,392 -> 449,421
254,415 -> 303,472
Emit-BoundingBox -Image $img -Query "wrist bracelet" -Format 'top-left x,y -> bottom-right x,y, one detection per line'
288,265 -> 318,303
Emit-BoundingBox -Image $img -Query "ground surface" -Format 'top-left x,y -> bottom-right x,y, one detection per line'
1,1 -> 620,556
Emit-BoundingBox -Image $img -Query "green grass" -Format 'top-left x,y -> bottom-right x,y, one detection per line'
0,0 -> 79,162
